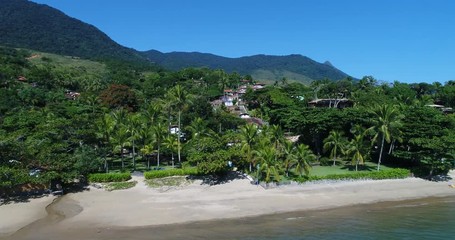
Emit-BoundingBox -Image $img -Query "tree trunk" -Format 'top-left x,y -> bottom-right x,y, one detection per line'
104,156 -> 109,173
171,152 -> 175,168
333,156 -> 337,166
132,140 -> 136,170
388,140 -> 395,154
377,135 -> 385,171
177,111 -> 181,163
121,144 -> 124,169
157,145 -> 160,167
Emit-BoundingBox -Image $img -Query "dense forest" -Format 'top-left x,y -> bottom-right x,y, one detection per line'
0,46 -> 454,193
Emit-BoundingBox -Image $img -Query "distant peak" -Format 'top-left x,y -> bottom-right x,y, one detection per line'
324,61 -> 334,67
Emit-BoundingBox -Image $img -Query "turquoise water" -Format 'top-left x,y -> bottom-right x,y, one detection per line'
140,196 -> 455,240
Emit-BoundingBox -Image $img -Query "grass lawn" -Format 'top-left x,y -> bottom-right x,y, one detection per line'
310,161 -> 395,177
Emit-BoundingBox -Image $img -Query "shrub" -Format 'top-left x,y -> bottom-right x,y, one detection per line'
144,168 -> 199,179
88,172 -> 131,183
295,168 -> 411,183
105,181 -> 137,191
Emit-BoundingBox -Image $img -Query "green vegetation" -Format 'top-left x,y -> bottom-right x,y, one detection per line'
296,168 -> 411,183
145,176 -> 191,188
144,168 -> 199,179
104,181 -> 137,191
1,43 -> 454,196
87,173 -> 132,183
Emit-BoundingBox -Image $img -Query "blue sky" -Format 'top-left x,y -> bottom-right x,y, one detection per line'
31,0 -> 455,83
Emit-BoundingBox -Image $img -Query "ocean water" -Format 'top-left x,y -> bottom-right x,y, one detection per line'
137,196 -> 455,240
7,196 -> 455,240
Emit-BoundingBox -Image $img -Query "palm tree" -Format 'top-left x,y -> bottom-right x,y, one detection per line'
266,125 -> 285,150
347,134 -> 366,171
291,144 -> 316,177
126,114 -> 141,170
163,135 -> 178,168
143,102 -> 163,127
140,143 -> 154,170
167,85 -> 192,163
111,126 -> 130,170
95,113 -> 115,172
367,104 -> 404,171
282,140 -> 295,177
254,144 -> 281,184
186,117 -> 209,151
152,122 -> 167,168
323,130 -> 347,166
239,124 -> 258,172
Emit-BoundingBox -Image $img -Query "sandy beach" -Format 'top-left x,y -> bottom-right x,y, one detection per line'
1,171 -> 455,239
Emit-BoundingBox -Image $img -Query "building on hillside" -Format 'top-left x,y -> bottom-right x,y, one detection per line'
65,90 -> 81,100
426,104 -> 453,114
17,76 -> 27,82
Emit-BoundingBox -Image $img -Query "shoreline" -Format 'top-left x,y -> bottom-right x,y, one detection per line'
2,171 -> 455,239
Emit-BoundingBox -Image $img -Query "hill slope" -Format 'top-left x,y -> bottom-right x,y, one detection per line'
0,0 -> 145,62
143,50 -> 352,83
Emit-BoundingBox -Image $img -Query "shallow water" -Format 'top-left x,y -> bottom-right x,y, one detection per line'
6,196 -> 455,240
134,196 -> 455,240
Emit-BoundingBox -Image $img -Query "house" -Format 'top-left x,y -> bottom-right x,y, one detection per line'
221,95 -> 234,107
239,113 -> 251,119
252,83 -> 266,90
65,90 -> 81,100
308,98 -> 353,109
169,125 -> 186,141
245,117 -> 267,127
426,104 -> 453,114
17,76 -> 27,82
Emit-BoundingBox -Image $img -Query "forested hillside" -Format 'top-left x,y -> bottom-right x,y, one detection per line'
143,50 -> 351,84
0,0 -> 145,62
1,45 -> 454,196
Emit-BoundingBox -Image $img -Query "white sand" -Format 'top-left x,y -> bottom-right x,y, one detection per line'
2,171 -> 455,237
63,171 -> 455,229
0,195 -> 55,237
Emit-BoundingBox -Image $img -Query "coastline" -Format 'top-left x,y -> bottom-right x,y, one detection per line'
2,171 -> 455,239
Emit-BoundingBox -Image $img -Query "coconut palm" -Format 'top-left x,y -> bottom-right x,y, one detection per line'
346,134 -> 366,171
143,102 -> 163,127
367,104 -> 404,171
167,85 -> 192,163
163,135 -> 178,168
111,126 -> 130,170
323,130 -> 347,166
126,113 -> 141,170
291,144 -> 316,177
186,117 -> 209,151
95,113 -> 115,172
254,145 -> 281,184
151,122 -> 167,168
282,140 -> 295,177
239,124 -> 259,172
266,125 -> 285,150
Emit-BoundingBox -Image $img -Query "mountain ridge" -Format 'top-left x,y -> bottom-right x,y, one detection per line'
0,0 -> 145,62
142,50 -> 351,83
1,0 -> 354,83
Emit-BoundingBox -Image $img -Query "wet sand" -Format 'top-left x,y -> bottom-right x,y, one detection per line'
2,171 -> 455,240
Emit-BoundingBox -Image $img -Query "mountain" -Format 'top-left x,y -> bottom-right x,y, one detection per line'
0,0 -> 352,83
0,0 -> 145,62
143,50 -> 352,84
